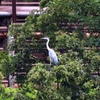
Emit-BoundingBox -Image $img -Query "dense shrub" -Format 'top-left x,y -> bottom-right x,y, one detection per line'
2,0 -> 100,100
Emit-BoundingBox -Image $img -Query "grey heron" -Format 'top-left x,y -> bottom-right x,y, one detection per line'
42,37 -> 58,66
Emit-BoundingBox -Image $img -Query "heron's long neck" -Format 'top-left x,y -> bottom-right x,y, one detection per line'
46,39 -> 50,51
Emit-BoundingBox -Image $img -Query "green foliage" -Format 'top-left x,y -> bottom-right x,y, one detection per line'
8,21 -> 42,83
12,84 -> 37,100
27,58 -> 100,99
55,31 -> 83,50
0,86 -> 18,100
0,72 -> 3,84
83,80 -> 99,99
39,0 -> 100,33
6,0 -> 100,99
0,85 -> 5,99
0,84 -> 37,100
27,63 -> 65,100
0,51 -> 14,77
3,88 -> 17,100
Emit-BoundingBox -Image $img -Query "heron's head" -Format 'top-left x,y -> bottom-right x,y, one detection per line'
41,36 -> 49,40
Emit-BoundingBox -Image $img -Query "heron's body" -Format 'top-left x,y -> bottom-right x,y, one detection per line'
42,37 -> 58,66
48,48 -> 58,66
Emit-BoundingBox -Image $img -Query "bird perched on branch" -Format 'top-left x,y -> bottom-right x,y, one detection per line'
42,37 -> 58,66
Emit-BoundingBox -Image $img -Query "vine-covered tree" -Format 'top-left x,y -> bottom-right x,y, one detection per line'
5,0 -> 100,99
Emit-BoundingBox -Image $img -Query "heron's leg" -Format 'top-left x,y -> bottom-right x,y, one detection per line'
49,58 -> 52,71
50,59 -> 51,66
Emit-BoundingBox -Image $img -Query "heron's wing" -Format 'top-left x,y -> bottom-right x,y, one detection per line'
49,49 -> 58,65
